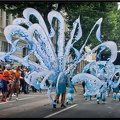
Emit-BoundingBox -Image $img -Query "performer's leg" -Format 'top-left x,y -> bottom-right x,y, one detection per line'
101,92 -> 107,104
9,83 -> 14,100
113,92 -> 117,100
117,93 -> 120,101
61,93 -> 66,108
96,92 -> 101,104
53,94 -> 60,108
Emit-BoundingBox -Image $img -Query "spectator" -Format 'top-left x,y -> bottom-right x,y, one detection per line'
0,69 -> 3,97
20,66 -> 25,93
2,66 -> 5,72
1,64 -> 11,102
8,70 -> 16,100
24,68 -> 29,94
14,66 -> 21,100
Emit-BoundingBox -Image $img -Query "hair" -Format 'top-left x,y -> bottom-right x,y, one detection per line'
70,77 -> 72,81
115,72 -> 119,76
11,70 -> 15,75
87,69 -> 90,74
2,66 -> 5,71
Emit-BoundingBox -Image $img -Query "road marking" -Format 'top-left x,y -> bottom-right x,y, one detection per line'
44,104 -> 78,118
0,97 -> 34,104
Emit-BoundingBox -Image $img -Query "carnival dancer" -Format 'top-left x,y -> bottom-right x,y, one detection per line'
106,77 -> 113,97
111,74 -> 120,101
84,69 -> 92,100
96,67 -> 108,104
53,73 -> 67,108
83,92 -> 92,101
66,77 -> 77,104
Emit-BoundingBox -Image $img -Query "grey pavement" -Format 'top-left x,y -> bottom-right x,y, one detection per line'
0,83 -> 120,118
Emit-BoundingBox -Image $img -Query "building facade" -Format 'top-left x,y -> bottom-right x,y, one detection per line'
0,9 -> 38,66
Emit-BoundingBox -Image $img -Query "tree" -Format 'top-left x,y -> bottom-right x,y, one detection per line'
115,9 -> 120,50
0,2 -> 119,51
63,2 -> 118,51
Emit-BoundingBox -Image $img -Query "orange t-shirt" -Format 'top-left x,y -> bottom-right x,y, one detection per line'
9,71 -> 16,80
15,71 -> 21,79
0,73 -> 3,79
2,70 -> 11,81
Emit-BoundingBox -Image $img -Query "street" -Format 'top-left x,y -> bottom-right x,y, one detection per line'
0,84 -> 120,118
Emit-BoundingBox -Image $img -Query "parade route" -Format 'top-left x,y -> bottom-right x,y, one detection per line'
44,104 -> 78,118
0,84 -> 120,118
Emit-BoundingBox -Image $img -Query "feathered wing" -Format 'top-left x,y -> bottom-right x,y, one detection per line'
28,23 -> 57,70
79,18 -> 103,55
48,10 -> 65,72
67,46 -> 81,65
71,73 -> 104,95
62,16 -> 82,71
23,8 -> 57,66
95,18 -> 103,43
12,18 -> 33,27
89,61 -> 115,80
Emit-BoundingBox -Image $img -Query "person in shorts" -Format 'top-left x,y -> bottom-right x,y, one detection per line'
1,64 -> 11,102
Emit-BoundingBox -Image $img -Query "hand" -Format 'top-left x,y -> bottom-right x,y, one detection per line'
20,77 -> 23,79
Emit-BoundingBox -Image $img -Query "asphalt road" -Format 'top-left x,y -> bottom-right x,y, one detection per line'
0,83 -> 120,118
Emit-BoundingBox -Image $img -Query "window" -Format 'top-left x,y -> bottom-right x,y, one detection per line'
6,14 -> 9,26
0,9 -> 2,27
1,41 -> 11,52
23,47 -> 28,57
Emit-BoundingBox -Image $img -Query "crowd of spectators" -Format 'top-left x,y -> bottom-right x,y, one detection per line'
0,64 -> 43,102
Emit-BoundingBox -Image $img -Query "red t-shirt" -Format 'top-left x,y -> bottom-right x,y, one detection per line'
15,71 -> 21,79
0,73 -> 3,79
2,70 -> 11,81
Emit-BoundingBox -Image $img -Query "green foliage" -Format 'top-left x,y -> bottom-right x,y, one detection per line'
0,2 -> 119,52
64,2 -> 118,50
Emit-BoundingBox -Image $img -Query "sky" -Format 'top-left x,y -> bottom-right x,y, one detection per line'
118,2 -> 120,9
